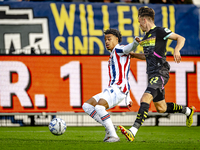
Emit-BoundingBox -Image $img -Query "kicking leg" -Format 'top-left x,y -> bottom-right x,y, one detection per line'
82,98 -> 105,126
82,98 -> 114,141
95,100 -> 119,142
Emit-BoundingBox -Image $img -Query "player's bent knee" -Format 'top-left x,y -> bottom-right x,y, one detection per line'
154,101 -> 167,113
95,105 -> 106,112
82,103 -> 91,112
156,107 -> 166,113
140,93 -> 153,104
83,98 -> 98,107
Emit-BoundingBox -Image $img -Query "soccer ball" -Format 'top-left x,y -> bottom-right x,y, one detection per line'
49,118 -> 67,135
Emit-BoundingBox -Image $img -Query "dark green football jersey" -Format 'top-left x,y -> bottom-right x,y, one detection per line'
140,26 -> 173,78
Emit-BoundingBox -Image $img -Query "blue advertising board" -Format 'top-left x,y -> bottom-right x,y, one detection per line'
0,2 -> 199,55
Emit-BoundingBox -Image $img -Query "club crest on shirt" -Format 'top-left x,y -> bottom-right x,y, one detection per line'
164,28 -> 171,33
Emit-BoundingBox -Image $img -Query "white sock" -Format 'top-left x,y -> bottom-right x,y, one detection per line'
129,126 -> 138,137
185,107 -> 191,116
95,105 -> 118,138
82,103 -> 105,127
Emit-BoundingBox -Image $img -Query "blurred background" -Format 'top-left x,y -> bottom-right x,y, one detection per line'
0,0 -> 200,127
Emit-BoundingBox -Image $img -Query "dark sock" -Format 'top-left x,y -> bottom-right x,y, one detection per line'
133,102 -> 150,129
165,102 -> 186,114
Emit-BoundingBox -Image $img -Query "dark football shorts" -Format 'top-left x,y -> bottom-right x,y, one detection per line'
144,75 -> 169,102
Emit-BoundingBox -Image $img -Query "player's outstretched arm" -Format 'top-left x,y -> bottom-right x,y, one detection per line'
123,37 -> 140,54
168,33 -> 185,63
129,52 -> 146,60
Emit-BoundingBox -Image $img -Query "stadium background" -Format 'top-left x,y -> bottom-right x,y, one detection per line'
0,1 -> 200,126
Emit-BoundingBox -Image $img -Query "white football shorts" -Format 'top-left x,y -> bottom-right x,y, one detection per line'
93,84 -> 126,109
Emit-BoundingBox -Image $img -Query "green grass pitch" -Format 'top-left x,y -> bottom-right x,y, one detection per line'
0,126 -> 199,150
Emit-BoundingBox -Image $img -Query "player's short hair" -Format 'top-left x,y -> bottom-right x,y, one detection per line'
104,28 -> 122,43
138,6 -> 155,21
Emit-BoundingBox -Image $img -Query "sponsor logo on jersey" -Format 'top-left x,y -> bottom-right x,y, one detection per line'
140,37 -> 156,47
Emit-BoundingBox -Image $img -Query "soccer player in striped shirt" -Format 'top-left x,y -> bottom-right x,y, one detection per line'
82,28 -> 140,142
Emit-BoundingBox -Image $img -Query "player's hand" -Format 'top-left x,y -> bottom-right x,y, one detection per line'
127,100 -> 133,111
129,52 -> 135,58
135,37 -> 141,43
173,51 -> 181,63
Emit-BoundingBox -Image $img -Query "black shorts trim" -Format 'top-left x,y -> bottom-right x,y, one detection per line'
144,87 -> 165,102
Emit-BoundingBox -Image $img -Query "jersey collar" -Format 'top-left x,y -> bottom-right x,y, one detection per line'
146,25 -> 156,35
151,25 -> 156,30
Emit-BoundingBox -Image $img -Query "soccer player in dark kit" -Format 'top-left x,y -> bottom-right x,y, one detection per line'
119,6 -> 195,141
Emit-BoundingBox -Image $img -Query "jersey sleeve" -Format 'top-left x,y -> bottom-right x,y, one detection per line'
158,27 -> 173,40
122,38 -> 139,54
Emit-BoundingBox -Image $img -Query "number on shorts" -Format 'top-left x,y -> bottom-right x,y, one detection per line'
150,77 -> 158,85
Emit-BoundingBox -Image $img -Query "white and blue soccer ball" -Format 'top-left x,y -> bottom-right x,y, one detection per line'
49,118 -> 67,135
